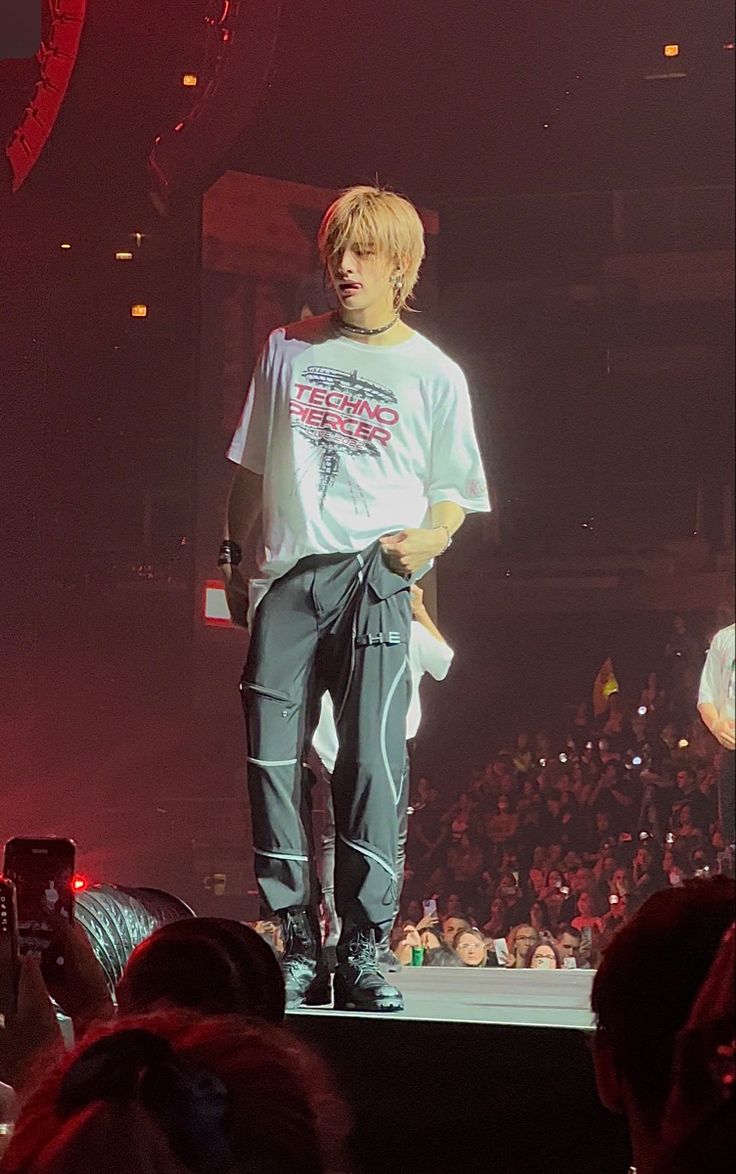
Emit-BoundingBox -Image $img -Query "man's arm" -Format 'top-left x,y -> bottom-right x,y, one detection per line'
697,635 -> 735,749
697,701 -> 735,750
431,500 -> 466,545
226,465 -> 263,550
411,584 -> 446,645
221,466 -> 263,626
380,501 -> 466,575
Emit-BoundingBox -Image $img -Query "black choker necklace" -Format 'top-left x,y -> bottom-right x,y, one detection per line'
334,312 -> 399,337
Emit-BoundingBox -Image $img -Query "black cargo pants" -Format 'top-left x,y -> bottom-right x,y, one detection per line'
242,541 -> 411,937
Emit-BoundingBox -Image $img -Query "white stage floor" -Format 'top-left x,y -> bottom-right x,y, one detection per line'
293,966 -> 595,1029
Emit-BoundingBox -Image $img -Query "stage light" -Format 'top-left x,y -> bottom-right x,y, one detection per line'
60,242 -> 71,250
182,73 -> 198,86
130,304 -> 148,318
115,251 -> 133,261
678,738 -> 690,749
632,755 -> 643,767
559,753 -> 569,764
637,705 -> 648,716
663,43 -> 680,57
724,41 -> 735,51
204,580 -> 234,628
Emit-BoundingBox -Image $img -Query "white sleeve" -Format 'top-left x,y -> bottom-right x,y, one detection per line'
311,693 -> 339,775
427,364 -> 491,514
226,334 -> 275,474
412,621 -> 455,682
698,631 -> 724,707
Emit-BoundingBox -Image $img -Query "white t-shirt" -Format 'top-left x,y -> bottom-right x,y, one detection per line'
227,320 -> 490,607
311,619 -> 455,773
699,623 -> 736,723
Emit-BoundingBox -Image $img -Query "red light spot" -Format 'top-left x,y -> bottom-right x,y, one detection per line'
71,874 -> 88,892
204,580 -> 235,628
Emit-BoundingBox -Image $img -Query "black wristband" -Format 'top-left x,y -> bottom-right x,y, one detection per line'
217,539 -> 243,567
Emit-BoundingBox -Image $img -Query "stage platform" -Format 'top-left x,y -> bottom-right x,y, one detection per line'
294,966 -> 596,1029
289,968 -> 631,1174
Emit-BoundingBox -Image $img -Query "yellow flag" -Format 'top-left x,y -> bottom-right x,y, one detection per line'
593,657 -> 620,716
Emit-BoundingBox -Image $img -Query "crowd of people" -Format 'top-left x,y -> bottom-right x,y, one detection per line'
385,611 -> 734,971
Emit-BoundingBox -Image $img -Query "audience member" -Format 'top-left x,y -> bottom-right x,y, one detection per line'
440,914 -> 470,948
524,941 -> 563,970
650,922 -> 735,1174
452,928 -> 489,968
570,891 -> 604,935
591,877 -> 735,1174
116,918 -> 286,1025
1,1009 -> 350,1174
556,925 -> 584,968
506,925 -> 539,969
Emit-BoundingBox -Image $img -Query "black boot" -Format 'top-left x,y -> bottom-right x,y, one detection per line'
280,908 -> 331,1009
334,923 -> 404,1012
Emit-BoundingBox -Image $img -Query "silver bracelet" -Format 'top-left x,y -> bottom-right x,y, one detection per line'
435,524 -> 453,554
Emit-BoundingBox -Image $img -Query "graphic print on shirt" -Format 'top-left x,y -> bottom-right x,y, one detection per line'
289,366 -> 400,510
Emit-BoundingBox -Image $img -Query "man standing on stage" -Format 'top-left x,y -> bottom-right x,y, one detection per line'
220,185 -> 489,1011
698,621 -> 735,871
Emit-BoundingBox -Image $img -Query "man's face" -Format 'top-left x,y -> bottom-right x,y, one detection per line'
328,243 -> 396,318
558,932 -> 579,960
443,916 -> 470,946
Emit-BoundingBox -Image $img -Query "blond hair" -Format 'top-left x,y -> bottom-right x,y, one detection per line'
317,184 -> 426,311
